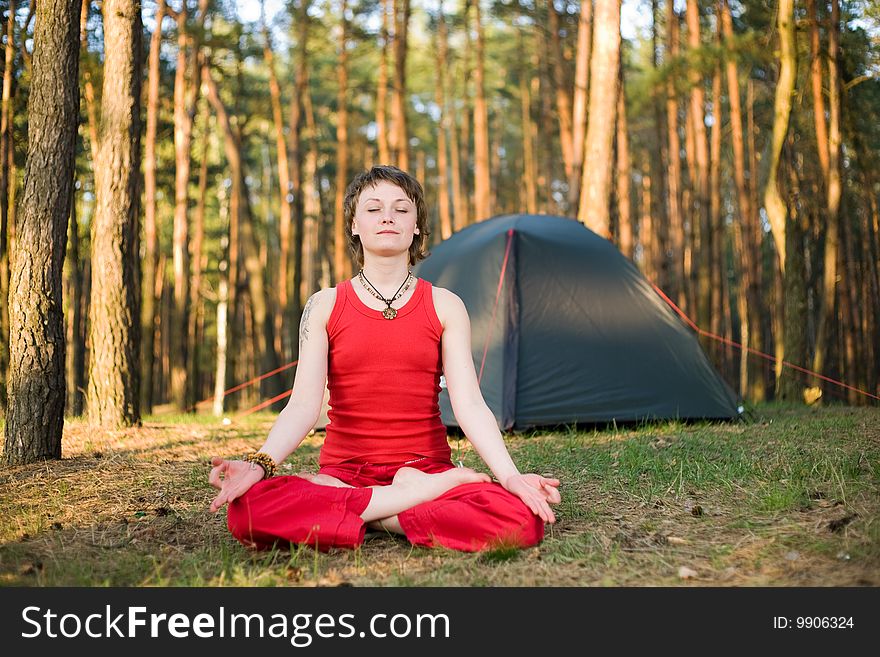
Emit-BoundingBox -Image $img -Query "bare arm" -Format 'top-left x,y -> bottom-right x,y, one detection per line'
440,291 -> 560,522
208,289 -> 333,511
255,289 -> 332,464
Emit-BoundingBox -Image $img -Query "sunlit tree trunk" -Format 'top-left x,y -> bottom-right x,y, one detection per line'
473,0 -> 491,220
0,0 -> 17,412
615,64 -> 632,259
391,0 -> 410,171
665,3 -> 685,306
548,1 -> 573,186
710,53 -> 724,369
520,28 -> 537,216
435,5 -> 453,238
87,0 -> 142,427
377,0 -> 390,165
288,0 -> 311,345
262,7 -> 293,364
648,0 -> 669,290
568,0 -> 592,207
812,0 -> 842,381
189,99 -> 209,406
334,0 -> 350,282
170,1 -> 194,410
685,0 -> 711,331
141,0 -> 165,414
578,0 -> 620,236
722,0 -> 763,400
762,0 -> 797,397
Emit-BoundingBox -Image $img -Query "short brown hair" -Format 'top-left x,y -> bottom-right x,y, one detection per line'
343,165 -> 430,268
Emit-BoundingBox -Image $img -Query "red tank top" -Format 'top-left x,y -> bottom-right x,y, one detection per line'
321,277 -> 452,466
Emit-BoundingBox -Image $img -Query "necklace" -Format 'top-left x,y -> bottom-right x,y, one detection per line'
358,269 -> 414,319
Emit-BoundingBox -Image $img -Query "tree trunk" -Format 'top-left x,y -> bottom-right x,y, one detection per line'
761,0 -> 797,397
520,31 -> 537,215
615,66 -> 632,259
301,87 -> 321,298
65,187 -> 85,416
710,54 -> 723,369
638,167 -> 653,280
334,0 -> 350,282
87,0 -> 142,427
763,0 -> 796,273
288,0 -> 310,348
5,0 -> 81,463
0,0 -> 17,413
141,0 -> 165,414
377,0 -> 391,165
189,99 -> 209,407
746,77 -> 768,397
578,0 -> 620,236
170,2 -> 192,410
262,12 -> 293,364
435,6 -> 452,238
568,0 -> 592,207
204,64 -> 283,403
548,1 -> 574,186
665,4 -> 685,306
685,0 -> 711,331
648,0 -> 669,290
472,0 -> 491,220
213,181 -> 230,416
458,0 -> 473,226
722,0 -> 762,400
812,0 -> 842,380
391,0 -> 410,171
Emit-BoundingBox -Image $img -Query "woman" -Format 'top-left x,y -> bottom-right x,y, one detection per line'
209,165 -> 560,552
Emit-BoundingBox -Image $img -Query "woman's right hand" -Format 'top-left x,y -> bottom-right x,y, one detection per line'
208,457 -> 265,512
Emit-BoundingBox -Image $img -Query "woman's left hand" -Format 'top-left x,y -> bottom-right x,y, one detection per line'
503,473 -> 561,523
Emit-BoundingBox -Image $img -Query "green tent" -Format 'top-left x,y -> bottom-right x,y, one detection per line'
413,213 -> 740,429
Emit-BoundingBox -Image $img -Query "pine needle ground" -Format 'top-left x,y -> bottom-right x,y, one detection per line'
1,404 -> 877,586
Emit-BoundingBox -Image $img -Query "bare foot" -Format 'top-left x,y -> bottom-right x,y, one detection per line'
392,466 -> 491,495
297,472 -> 354,488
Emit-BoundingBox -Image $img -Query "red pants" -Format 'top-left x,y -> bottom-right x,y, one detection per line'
226,458 -> 544,552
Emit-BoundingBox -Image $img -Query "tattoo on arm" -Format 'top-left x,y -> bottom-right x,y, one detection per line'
299,294 -> 316,348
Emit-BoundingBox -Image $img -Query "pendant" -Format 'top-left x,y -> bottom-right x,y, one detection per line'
383,306 -> 398,320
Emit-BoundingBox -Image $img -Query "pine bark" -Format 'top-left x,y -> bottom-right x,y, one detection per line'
0,0 -> 17,412
568,0 -> 592,207
812,0 -> 842,379
87,0 -> 142,427
5,0 -> 81,463
615,66 -> 632,259
391,0 -> 410,171
548,2 -> 574,185
262,15 -> 293,363
170,1 -> 193,410
435,6 -> 453,238
665,4 -> 685,305
722,0 -> 763,400
578,0 -> 620,236
377,0 -> 391,165
472,0 -> 491,220
685,0 -> 712,330
334,0 -> 350,282
141,0 -> 165,414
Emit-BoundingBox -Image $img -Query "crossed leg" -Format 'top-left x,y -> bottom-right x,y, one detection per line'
298,467 -> 490,532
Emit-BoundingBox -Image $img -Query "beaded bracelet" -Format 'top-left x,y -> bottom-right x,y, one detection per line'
244,451 -> 277,479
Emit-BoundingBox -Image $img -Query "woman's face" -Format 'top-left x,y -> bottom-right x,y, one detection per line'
352,181 -> 419,258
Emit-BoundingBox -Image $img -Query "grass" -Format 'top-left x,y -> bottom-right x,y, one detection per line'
0,403 -> 878,586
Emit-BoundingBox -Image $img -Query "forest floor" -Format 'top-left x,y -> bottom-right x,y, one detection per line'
0,403 -> 877,587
